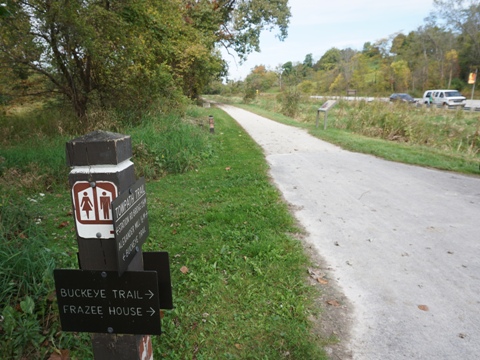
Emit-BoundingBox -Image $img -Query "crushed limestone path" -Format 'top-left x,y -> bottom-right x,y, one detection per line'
218,104 -> 480,360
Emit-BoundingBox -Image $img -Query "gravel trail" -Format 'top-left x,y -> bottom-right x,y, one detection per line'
218,104 -> 480,360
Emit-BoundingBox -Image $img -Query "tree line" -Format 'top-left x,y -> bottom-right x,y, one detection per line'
224,0 -> 480,99
0,0 -> 290,128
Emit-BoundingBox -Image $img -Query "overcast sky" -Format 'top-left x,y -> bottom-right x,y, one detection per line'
222,0 -> 435,80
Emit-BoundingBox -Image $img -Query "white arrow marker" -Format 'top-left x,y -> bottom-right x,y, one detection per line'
147,307 -> 156,316
145,290 -> 154,299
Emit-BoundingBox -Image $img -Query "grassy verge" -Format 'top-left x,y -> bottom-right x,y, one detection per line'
0,193 -> 91,359
1,106 -> 329,359
206,95 -> 480,176
146,108 -> 327,359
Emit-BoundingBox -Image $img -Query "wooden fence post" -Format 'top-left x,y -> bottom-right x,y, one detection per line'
209,115 -> 215,134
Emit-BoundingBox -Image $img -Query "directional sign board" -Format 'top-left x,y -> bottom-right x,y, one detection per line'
318,100 -> 337,112
316,100 -> 338,129
143,252 -> 173,310
54,269 -> 161,335
112,177 -> 149,275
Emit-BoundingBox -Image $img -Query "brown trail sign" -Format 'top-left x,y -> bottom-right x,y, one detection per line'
112,177 -> 149,276
55,130 -> 172,360
54,270 -> 161,335
316,100 -> 337,130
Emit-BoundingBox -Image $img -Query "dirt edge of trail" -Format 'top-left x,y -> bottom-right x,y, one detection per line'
289,204 -> 355,360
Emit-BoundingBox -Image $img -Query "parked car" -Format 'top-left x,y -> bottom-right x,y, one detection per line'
389,93 -> 416,103
422,89 -> 466,108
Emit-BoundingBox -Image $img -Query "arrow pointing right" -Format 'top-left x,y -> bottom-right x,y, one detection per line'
147,307 -> 156,316
145,290 -> 154,299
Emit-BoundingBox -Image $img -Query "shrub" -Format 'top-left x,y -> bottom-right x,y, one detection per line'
277,90 -> 301,118
243,87 -> 257,103
130,108 -> 216,179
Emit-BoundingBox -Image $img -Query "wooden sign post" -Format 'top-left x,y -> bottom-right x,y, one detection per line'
208,115 -> 215,134
64,131 -> 154,359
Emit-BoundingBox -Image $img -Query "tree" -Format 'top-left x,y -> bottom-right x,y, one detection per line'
373,38 -> 392,58
303,53 -> 314,68
362,42 -> 381,58
244,65 -> 276,91
350,53 -> 371,93
416,24 -> 457,88
391,60 -> 412,91
213,0 -> 291,61
0,0 -> 291,125
432,0 -> 480,74
445,49 -> 460,87
390,33 -> 408,56
232,1 -> 480,97
0,1 -> 193,124
277,60 -> 301,117
392,31 -> 424,89
314,48 -> 341,71
338,48 -> 358,91
298,80 -> 315,94
282,61 -> 294,76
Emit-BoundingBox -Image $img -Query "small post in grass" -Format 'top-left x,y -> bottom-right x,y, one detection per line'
209,115 -> 215,134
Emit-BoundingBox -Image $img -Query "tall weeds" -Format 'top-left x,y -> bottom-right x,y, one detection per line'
0,197 -> 56,359
321,99 -> 480,157
0,103 -> 219,357
131,109 -> 215,179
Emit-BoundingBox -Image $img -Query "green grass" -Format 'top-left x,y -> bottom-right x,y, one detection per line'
0,137 -> 69,193
146,108 -> 327,359
130,112 -> 214,179
0,106 -> 329,359
0,194 -> 91,359
3,92 -> 479,358
309,127 -> 480,174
